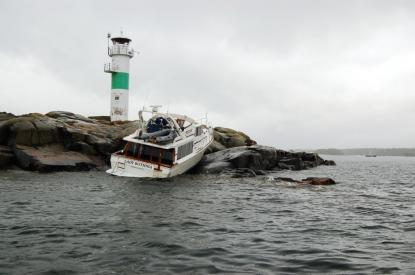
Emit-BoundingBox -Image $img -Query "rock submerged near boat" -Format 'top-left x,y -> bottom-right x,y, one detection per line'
106,106 -> 213,178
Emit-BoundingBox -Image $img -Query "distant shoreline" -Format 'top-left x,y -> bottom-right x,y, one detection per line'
313,148 -> 415,157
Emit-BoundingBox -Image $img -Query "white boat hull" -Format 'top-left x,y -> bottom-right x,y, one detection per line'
106,144 -> 208,178
106,108 -> 213,178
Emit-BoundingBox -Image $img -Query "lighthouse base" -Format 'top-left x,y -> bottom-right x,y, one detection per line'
110,89 -> 129,122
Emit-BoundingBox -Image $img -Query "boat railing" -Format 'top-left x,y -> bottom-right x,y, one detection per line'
198,116 -> 212,128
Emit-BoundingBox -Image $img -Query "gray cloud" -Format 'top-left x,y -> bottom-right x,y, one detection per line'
1,0 -> 415,148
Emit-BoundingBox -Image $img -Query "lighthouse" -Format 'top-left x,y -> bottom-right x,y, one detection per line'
104,32 -> 135,122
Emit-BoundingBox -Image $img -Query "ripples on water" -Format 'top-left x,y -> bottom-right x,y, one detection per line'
0,155 -> 414,274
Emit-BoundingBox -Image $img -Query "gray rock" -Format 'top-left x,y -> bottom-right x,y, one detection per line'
85,135 -> 113,156
278,158 -> 304,170
195,145 -> 277,173
274,177 -> 336,185
250,145 -> 278,169
212,127 -> 256,149
0,110 -> 333,175
0,112 -> 15,122
2,115 -> 62,146
9,119 -> 36,146
277,163 -> 295,170
0,111 -> 136,172
196,161 -> 233,174
62,127 -> 88,144
227,149 -> 263,170
0,121 -> 10,145
302,177 -> 336,185
32,120 -> 60,145
195,145 -> 330,176
205,140 -> 227,154
324,160 -> 336,166
88,116 -> 111,122
46,111 -> 95,123
300,152 -> 325,165
0,112 -> 16,145
67,141 -> 97,155
0,145 -> 14,168
13,145 -> 99,172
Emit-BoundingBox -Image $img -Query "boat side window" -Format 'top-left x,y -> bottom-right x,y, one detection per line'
177,141 -> 193,160
195,126 -> 202,136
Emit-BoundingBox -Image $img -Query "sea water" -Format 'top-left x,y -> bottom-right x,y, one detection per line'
0,156 -> 414,274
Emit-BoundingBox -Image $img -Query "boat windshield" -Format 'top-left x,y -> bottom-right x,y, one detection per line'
146,116 -> 170,133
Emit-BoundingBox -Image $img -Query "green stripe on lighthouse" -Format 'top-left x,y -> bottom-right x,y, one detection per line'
111,72 -> 129,89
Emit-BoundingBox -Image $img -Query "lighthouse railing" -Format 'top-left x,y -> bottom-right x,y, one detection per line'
109,45 -> 134,57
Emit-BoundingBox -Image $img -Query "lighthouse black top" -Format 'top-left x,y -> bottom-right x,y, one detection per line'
111,37 -> 131,44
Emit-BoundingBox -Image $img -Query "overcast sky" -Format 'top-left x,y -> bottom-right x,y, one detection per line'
1,0 -> 414,149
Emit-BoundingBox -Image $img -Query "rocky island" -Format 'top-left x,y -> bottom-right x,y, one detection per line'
0,111 -> 335,176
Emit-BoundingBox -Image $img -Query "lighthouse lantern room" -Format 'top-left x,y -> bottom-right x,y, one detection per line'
104,32 -> 134,122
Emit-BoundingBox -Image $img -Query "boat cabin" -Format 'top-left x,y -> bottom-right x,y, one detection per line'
115,109 -> 203,169
107,106 -> 213,178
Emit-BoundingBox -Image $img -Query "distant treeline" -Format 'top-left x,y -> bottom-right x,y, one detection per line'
314,148 -> 415,157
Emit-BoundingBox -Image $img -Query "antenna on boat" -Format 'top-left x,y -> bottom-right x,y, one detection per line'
149,105 -> 162,113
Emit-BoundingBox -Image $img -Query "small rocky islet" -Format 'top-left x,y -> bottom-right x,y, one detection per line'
0,111 -> 335,183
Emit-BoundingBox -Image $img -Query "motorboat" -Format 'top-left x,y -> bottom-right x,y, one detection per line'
106,106 -> 213,178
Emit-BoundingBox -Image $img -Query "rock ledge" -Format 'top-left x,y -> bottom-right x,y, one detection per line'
0,111 -> 335,174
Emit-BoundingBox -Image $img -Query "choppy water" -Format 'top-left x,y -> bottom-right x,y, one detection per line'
0,155 -> 415,274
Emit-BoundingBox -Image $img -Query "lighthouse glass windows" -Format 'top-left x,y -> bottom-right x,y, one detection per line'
111,44 -> 130,55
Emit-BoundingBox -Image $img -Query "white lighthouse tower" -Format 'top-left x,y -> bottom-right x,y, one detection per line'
104,32 -> 135,122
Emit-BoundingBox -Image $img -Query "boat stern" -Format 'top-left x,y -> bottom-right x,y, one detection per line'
106,154 -> 170,178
